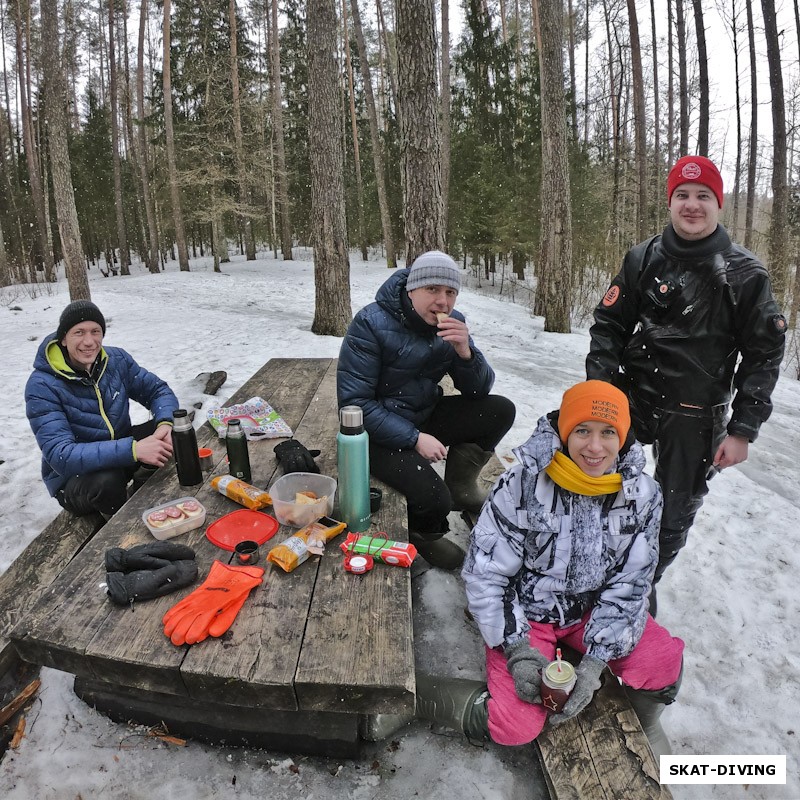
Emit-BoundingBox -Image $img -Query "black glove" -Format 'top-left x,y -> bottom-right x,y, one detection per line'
106,560 -> 199,607
105,541 -> 196,573
549,655 -> 606,724
273,439 -> 321,474
505,639 -> 550,704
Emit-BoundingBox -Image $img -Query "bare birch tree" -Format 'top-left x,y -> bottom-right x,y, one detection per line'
308,0 -> 352,336
350,0 -> 396,267
627,0 -> 647,241
691,0 -> 709,155
162,0 -> 190,271
229,0 -> 256,260
108,0 -> 130,274
396,0 -> 444,262
761,0 -> 789,300
137,0 -> 160,273
41,0 -> 89,299
271,0 -> 293,260
535,0 -> 572,332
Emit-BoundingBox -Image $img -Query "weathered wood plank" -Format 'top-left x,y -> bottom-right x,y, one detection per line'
536,673 -> 672,800
0,509 -> 105,677
174,357 -> 333,707
73,676 -> 361,758
290,361 -> 415,714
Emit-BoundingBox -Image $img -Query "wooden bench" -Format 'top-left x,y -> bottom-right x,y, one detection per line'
9,358 -> 414,757
0,509 -> 105,679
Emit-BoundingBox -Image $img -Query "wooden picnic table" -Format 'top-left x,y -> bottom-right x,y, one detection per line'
10,358 -> 414,756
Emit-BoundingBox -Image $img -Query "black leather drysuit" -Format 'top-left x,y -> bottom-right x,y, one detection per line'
586,223 -> 786,579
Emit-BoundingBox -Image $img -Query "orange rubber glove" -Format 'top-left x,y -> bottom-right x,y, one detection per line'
163,561 -> 264,646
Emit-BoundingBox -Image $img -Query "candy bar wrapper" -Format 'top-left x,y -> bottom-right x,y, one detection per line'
340,533 -> 417,568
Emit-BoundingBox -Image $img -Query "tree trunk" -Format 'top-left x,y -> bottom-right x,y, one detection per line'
667,0 -> 674,164
12,0 -> 54,280
137,0 -> 161,273
350,0 -> 396,267
676,0 -> 689,155
308,0 -> 353,336
691,0 -> 709,155
760,0 -> 789,301
271,0 -> 293,260
441,0 -> 452,243
341,0 -> 368,261
567,0 -> 577,141
627,0 -> 647,241
230,0 -> 256,260
396,0 -> 444,263
535,0 -> 572,333
108,0 -> 130,274
744,0 -> 757,250
41,0 -> 89,299
650,0 -> 661,223
162,0 -> 190,271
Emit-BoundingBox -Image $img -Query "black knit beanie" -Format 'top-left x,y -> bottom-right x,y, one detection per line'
57,300 -> 106,341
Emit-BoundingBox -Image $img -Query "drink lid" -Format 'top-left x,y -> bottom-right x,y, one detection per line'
339,405 -> 364,428
544,659 -> 576,686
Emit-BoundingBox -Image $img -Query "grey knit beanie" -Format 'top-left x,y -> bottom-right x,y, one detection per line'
406,251 -> 461,293
57,300 -> 106,341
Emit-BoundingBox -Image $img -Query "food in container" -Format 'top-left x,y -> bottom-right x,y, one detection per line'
269,472 -> 336,528
142,497 -> 206,540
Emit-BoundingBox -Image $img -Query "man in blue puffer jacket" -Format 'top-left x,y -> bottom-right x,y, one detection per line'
337,251 -> 515,569
25,300 -> 179,517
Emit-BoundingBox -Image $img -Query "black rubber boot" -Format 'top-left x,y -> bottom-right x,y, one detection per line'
444,443 -> 494,514
623,664 -> 683,760
409,532 -> 465,570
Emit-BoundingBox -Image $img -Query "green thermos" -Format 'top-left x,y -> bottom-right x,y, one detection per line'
337,406 -> 371,532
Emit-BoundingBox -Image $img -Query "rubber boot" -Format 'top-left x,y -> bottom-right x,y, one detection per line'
409,532 -> 465,570
623,665 -> 683,761
444,443 -> 494,514
415,673 -> 490,741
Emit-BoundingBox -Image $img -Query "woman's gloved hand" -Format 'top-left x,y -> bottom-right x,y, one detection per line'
548,655 -> 606,724
505,639 -> 550,704
273,439 -> 321,474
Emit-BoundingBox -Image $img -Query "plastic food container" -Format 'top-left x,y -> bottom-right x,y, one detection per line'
269,472 -> 336,528
142,497 -> 207,540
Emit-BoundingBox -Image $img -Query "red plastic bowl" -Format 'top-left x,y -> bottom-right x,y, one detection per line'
206,509 -> 279,551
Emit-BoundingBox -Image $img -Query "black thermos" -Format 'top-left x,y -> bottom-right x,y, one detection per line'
172,409 -> 203,486
225,418 -> 252,483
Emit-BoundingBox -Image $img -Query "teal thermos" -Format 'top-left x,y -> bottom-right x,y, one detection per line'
337,405 -> 371,532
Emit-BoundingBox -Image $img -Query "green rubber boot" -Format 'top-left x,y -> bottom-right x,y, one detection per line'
623,664 -> 682,760
360,674 -> 489,742
409,532 -> 466,570
415,673 -> 489,741
444,443 -> 494,514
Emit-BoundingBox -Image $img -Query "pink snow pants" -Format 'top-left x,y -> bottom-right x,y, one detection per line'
485,614 -> 685,746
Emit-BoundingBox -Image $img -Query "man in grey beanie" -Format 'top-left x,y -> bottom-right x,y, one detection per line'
337,251 -> 515,569
25,299 -> 179,518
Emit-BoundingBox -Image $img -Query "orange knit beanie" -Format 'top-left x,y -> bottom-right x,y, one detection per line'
557,381 -> 631,443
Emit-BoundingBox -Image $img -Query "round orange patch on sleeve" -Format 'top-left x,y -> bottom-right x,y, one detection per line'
602,285 -> 620,307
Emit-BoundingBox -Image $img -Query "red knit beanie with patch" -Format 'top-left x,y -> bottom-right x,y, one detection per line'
667,156 -> 724,208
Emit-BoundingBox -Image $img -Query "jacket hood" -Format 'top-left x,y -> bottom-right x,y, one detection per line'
374,268 -> 466,335
34,333 -> 107,381
512,413 -> 647,484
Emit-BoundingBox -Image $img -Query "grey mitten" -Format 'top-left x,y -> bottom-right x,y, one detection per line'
105,541 -> 196,573
106,560 -> 199,607
548,655 -> 606,724
505,639 -> 550,704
